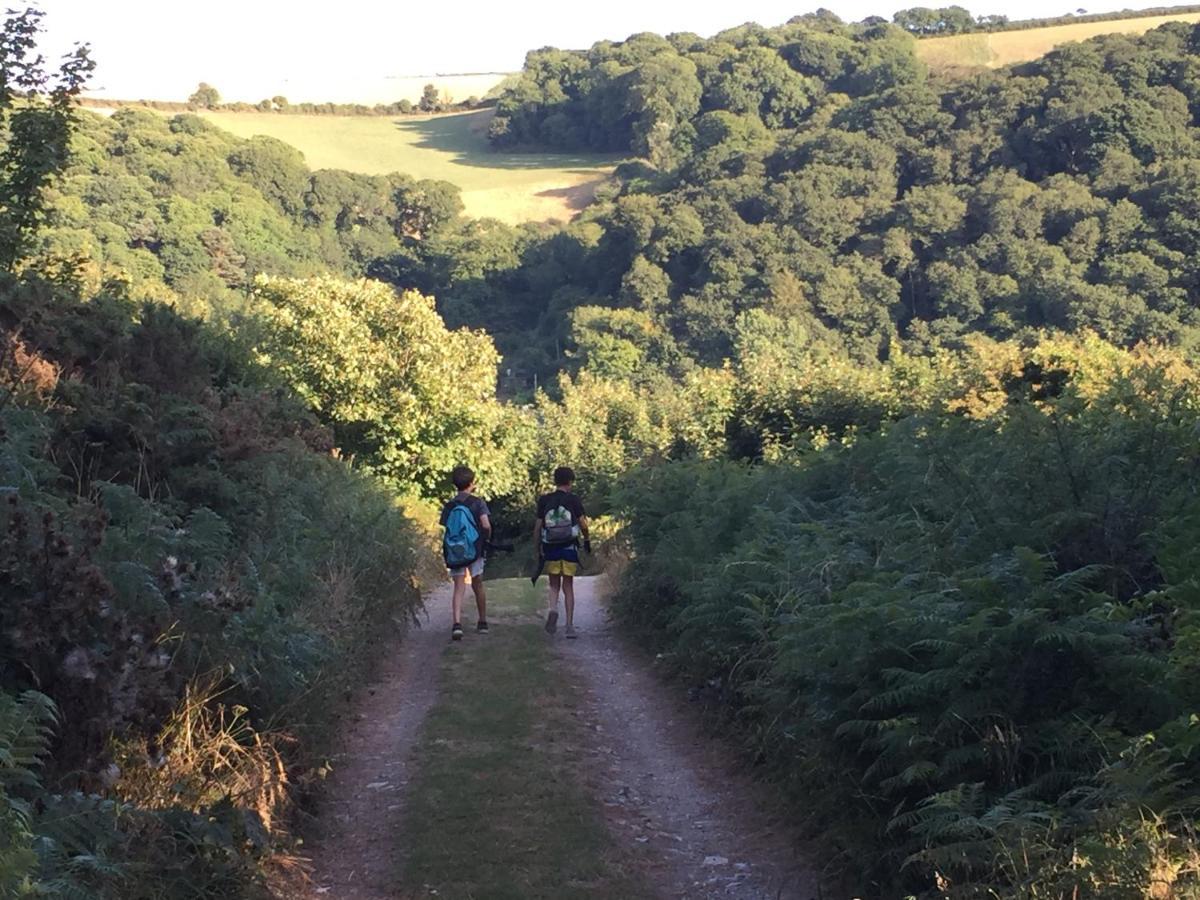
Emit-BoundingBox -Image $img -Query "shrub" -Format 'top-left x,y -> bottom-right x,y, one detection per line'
0,281 -> 435,893
611,338 -> 1200,894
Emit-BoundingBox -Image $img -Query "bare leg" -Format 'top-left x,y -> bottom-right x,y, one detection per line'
546,574 -> 562,612
472,576 -> 488,622
563,576 -> 576,628
451,573 -> 467,625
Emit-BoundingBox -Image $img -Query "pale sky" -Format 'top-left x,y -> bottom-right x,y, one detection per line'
39,0 -> 1177,104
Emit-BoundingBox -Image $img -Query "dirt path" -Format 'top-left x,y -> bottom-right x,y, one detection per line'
304,577 -> 818,899
304,585 -> 452,898
562,576 -> 820,900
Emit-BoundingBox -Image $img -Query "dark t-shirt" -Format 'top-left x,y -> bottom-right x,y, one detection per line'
536,490 -> 586,525
440,492 -> 490,531
537,489 -> 586,560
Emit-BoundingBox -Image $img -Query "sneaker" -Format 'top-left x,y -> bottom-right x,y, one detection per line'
451,623 -> 463,641
565,625 -> 577,639
544,610 -> 558,635
476,620 -> 489,635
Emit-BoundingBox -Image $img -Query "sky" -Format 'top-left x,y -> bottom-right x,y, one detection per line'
39,0 -> 1180,104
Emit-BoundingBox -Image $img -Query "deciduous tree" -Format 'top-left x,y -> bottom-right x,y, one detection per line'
187,81 -> 221,108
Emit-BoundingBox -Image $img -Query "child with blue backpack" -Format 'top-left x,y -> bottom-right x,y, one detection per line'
440,465 -> 491,641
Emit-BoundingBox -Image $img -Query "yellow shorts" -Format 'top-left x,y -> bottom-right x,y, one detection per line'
545,559 -> 578,577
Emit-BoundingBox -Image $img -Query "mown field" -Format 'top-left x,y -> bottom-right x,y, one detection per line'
917,10 -> 1200,70
201,107 -> 619,223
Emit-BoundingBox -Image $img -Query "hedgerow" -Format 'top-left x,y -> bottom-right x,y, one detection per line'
610,338 -> 1200,895
0,277 -> 437,895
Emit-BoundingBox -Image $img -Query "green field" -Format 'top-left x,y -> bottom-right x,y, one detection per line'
202,108 -> 619,224
917,10 -> 1200,71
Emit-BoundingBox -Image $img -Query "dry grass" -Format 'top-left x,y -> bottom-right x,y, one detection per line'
115,676 -> 291,832
0,331 -> 59,406
200,108 -> 618,224
917,11 -> 1200,71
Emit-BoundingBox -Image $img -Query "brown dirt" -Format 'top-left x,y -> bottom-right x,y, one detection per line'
559,576 -> 821,900
302,585 -> 452,898
303,577 -> 821,898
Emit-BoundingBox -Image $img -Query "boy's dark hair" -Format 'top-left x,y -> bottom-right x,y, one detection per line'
452,465 -> 475,491
553,466 -> 575,487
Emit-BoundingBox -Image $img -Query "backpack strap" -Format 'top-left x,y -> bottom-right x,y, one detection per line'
451,502 -> 477,524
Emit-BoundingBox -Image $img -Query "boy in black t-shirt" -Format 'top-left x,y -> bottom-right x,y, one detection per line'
440,465 -> 491,641
533,466 -> 590,639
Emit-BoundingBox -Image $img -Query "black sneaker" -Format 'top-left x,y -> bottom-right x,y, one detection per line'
451,623 -> 463,641
544,610 -> 558,635
476,620 -> 489,635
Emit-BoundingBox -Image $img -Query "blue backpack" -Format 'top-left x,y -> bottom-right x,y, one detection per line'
443,503 -> 480,567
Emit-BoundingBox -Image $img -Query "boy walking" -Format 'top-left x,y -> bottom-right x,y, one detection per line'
534,466 -> 590,639
440,465 -> 491,641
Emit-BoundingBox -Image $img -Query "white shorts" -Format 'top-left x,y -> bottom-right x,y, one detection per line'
449,558 -> 485,579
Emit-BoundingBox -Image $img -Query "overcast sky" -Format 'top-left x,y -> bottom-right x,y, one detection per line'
39,0 -> 1178,103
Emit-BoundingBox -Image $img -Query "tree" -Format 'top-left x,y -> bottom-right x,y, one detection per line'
390,177 -> 463,240
419,83 -> 440,112
625,55 -> 702,164
247,276 -> 525,496
707,46 -> 816,129
271,94 -> 288,109
226,136 -> 311,219
188,82 -> 220,108
892,6 -> 975,34
0,8 -> 94,270
570,305 -> 659,379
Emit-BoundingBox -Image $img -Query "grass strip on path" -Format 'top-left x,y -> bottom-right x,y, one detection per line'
396,578 -> 650,900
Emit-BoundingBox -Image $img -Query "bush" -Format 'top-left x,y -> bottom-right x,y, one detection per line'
0,280 -> 435,894
245,275 -> 527,500
610,338 -> 1200,895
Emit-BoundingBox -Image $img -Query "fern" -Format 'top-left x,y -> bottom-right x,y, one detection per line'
0,690 -> 56,897
610,348 -> 1200,894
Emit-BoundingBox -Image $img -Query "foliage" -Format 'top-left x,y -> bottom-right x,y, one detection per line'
0,8 -> 93,270
893,6 -> 978,36
246,274 -> 528,499
610,338 -> 1200,895
0,690 -> 55,897
82,94 -> 479,117
419,83 -> 441,113
913,4 -> 1200,37
187,82 -> 220,109
37,107 -> 466,312
0,276 -> 435,894
18,4 -> 1200,896
368,17 -> 1200,385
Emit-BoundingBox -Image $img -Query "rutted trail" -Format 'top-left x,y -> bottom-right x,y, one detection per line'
303,578 -> 818,898
304,585 -> 451,898
564,578 -> 819,900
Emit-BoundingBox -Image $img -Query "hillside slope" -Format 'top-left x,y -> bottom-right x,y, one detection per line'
202,108 -> 617,223
917,10 -> 1200,70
